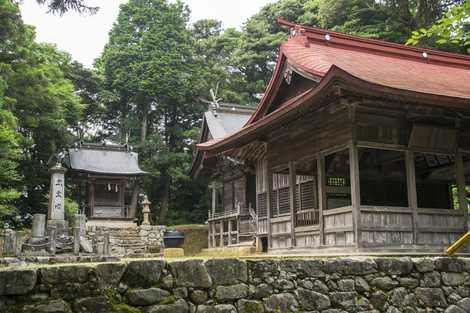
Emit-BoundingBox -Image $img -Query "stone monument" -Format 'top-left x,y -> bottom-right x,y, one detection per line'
47,165 -> 67,234
31,214 -> 46,243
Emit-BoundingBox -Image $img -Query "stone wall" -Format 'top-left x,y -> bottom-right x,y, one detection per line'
86,225 -> 166,256
1,257 -> 470,313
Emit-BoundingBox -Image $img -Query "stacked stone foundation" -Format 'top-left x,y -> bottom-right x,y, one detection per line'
1,257 -> 470,312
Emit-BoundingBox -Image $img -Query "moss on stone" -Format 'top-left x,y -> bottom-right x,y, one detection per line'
104,288 -> 121,305
243,302 -> 262,313
159,295 -> 177,305
107,303 -> 143,313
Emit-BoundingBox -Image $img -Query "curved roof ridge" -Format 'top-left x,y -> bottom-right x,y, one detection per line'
277,18 -> 470,69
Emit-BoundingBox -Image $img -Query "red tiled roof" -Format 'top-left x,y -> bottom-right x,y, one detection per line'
283,26 -> 470,100
198,20 -> 470,153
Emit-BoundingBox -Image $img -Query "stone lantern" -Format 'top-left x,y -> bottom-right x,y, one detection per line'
141,196 -> 151,225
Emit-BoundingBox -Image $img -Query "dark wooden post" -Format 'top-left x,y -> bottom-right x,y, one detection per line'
219,220 -> 223,247
317,155 -> 326,246
288,161 -> 296,248
349,144 -> 361,248
266,159 -> 273,249
405,150 -> 419,244
455,150 -> 468,232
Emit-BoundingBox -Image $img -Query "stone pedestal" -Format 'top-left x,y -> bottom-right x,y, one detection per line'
47,165 -> 67,236
31,214 -> 46,243
74,214 -> 86,237
141,196 -> 151,225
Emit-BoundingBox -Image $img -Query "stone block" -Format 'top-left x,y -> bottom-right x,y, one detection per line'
435,258 -> 466,273
237,299 -> 265,313
338,279 -> 355,291
215,284 -> 249,302
415,287 -> 448,308
40,265 -> 90,286
95,262 -> 126,289
0,268 -> 37,295
126,287 -> 170,306
247,260 -> 279,279
330,291 -> 358,310
170,260 -> 211,288
251,283 -> 272,299
263,293 -> 298,313
297,288 -> 331,311
190,290 -> 208,304
121,260 -> 165,288
375,257 -> 413,275
278,259 -> 325,278
205,258 -> 248,285
421,271 -> 441,287
31,300 -> 72,313
442,272 -> 468,286
73,296 -> 112,313
370,276 -> 398,291
147,299 -> 189,313
414,258 -> 435,273
324,258 -> 377,275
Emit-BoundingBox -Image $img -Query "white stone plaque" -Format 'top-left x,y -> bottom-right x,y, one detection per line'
48,167 -> 66,221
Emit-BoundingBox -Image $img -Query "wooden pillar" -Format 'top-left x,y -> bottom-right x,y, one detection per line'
288,161 -> 296,248
317,155 -> 326,246
228,219 -> 232,246
211,222 -> 216,248
266,160 -> 273,249
236,218 -> 240,244
349,144 -> 361,248
219,220 -> 224,247
455,150 -> 468,232
406,150 -> 419,244
120,181 -> 126,217
208,221 -> 212,248
211,186 -> 217,215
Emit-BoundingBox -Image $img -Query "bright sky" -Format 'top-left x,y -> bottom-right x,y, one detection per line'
20,0 -> 276,68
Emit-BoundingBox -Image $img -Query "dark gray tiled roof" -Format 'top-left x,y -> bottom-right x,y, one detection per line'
68,145 -> 146,176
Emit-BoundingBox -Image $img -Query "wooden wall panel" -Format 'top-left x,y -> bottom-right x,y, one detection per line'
323,206 -> 354,246
359,206 -> 413,246
267,107 -> 352,167
295,232 -> 320,248
361,231 -> 413,245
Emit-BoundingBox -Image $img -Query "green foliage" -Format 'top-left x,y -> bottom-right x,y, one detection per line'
407,0 -> 470,53
36,0 -> 98,15
0,0 -> 84,226
64,197 -> 79,225
100,0 -> 208,224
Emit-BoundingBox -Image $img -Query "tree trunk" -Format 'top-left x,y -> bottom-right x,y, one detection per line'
129,108 -> 148,219
159,176 -> 170,224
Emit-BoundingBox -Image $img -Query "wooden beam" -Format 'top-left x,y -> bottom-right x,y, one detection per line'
455,150 -> 468,232
288,161 -> 296,248
349,144 -> 362,248
317,155 -> 326,246
405,150 -> 419,244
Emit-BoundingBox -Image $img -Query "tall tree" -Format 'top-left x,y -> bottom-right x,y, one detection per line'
1,0 -> 84,223
101,0 -> 206,224
35,0 -> 98,15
